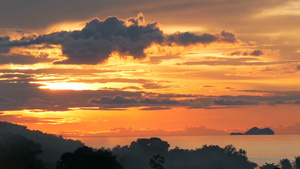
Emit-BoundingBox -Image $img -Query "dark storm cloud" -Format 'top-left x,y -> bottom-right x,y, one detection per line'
297,65 -> 300,70
1,15 -> 237,64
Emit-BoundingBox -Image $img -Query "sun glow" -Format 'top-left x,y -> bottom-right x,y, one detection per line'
37,82 -> 100,90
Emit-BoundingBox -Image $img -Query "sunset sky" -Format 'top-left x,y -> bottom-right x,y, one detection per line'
0,0 -> 300,136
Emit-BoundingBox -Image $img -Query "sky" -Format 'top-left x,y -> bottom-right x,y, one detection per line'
0,0 -> 300,136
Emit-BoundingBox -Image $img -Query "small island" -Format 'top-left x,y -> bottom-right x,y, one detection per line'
230,127 -> 275,135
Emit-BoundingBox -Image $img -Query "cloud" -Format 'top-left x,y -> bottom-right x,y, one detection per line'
177,57 -> 299,66
89,95 -> 138,104
214,99 -> 259,105
0,53 -> 54,65
165,31 -> 236,46
0,36 -> 10,53
0,112 -> 61,124
274,123 -> 300,135
142,82 -> 170,89
88,95 -> 214,109
1,14 -> 237,65
0,73 -> 31,79
229,50 -> 263,56
268,100 -> 287,106
0,82 -> 144,111
0,96 -> 14,103
65,126 -> 228,136
88,95 -> 184,108
249,50 -> 263,56
139,106 -> 171,111
294,100 -> 300,104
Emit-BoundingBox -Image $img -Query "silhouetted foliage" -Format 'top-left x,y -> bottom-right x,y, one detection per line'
0,133 -> 44,169
112,137 -> 169,169
56,146 -> 122,169
0,121 -> 83,169
112,137 -> 257,169
280,158 -> 292,169
149,154 -> 165,169
259,163 -> 279,169
295,156 -> 300,169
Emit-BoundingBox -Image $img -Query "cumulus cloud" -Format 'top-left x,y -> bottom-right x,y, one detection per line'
1,14 -> 238,64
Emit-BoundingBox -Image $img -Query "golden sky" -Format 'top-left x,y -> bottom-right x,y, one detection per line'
0,0 -> 300,136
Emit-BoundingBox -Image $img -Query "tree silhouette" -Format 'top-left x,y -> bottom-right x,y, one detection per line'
259,163 -> 279,169
56,146 -> 122,169
112,137 -> 258,169
280,158 -> 292,169
295,156 -> 300,169
149,154 -> 165,169
0,134 -> 44,169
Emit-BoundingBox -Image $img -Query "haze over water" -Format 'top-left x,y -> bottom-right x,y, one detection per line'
66,135 -> 300,165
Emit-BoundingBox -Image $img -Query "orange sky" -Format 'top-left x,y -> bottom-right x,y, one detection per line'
0,0 -> 300,136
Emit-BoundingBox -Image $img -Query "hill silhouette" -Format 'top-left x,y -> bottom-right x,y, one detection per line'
231,127 -> 275,135
0,121 -> 84,169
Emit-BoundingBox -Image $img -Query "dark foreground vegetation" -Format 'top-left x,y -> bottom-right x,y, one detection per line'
1,121 -> 300,169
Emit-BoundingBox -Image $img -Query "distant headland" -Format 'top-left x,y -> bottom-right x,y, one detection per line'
230,127 -> 275,135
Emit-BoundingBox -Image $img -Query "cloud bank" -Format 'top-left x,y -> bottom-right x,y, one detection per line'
1,14 -> 237,64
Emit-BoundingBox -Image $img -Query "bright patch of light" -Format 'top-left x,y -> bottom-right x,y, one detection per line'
35,82 -> 101,90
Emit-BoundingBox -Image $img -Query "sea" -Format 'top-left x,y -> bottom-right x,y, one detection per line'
65,135 -> 300,165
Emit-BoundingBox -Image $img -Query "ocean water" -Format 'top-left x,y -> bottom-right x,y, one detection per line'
65,135 -> 300,165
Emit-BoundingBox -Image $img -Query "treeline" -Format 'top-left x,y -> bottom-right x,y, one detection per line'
1,121 -> 300,169
1,134 -> 300,169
